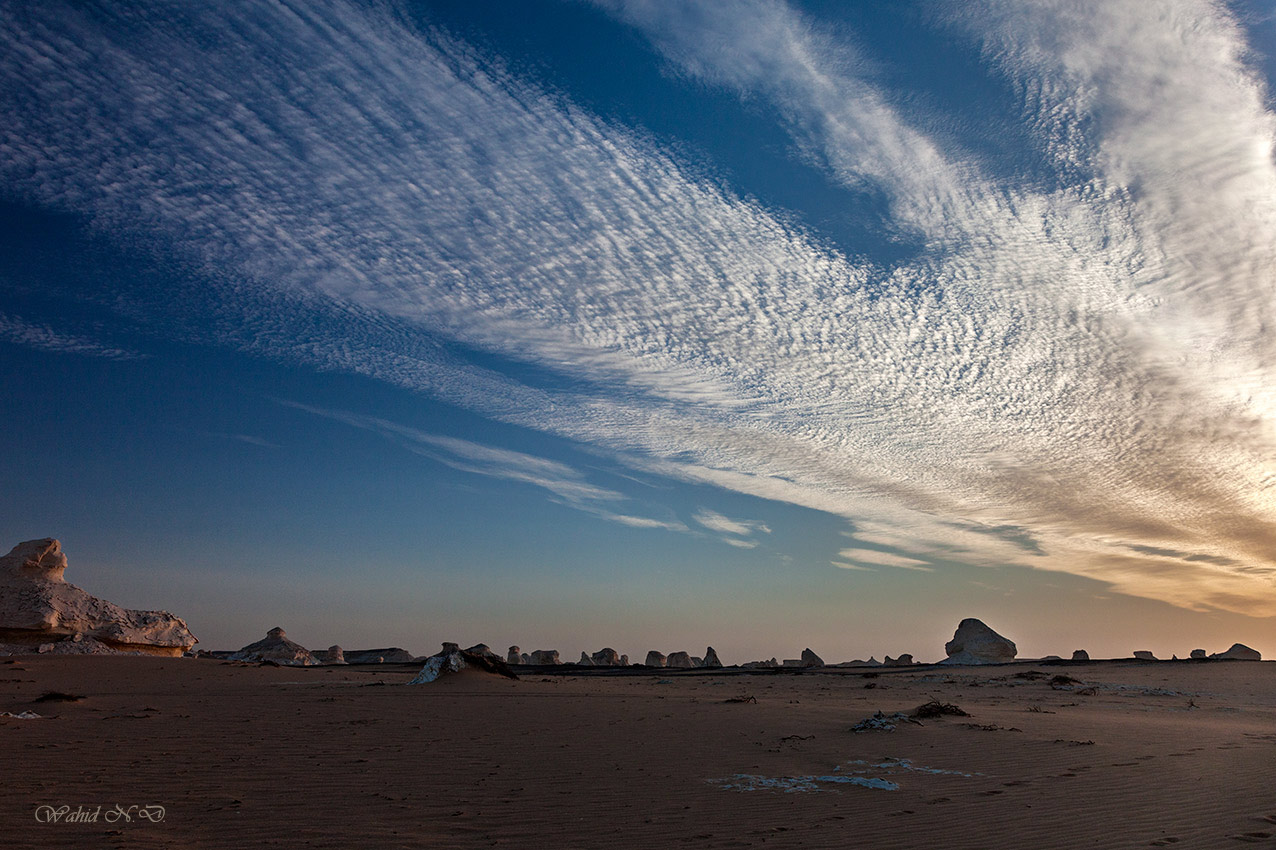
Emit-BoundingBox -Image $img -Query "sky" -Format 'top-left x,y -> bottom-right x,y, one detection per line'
2,0 -> 1275,663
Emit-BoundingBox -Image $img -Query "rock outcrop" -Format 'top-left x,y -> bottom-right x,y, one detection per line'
619,654 -> 629,666
312,645 -> 346,664
1210,643 -> 1261,661
941,619 -> 1017,665
1190,648 -> 1207,659
666,651 -> 694,668
527,649 -> 560,665
408,645 -> 518,684
465,643 -> 502,660
507,646 -> 521,665
577,651 -> 594,666
1133,650 -> 1157,661
800,648 -> 824,668
591,648 -> 621,666
1071,650 -> 1090,662
884,654 -> 914,667
702,647 -> 723,668
0,538 -> 197,656
644,651 -> 667,667
230,627 -> 316,665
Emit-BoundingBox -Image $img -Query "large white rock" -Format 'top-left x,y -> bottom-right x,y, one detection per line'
941,618 -> 1017,665
644,651 -> 666,667
408,646 -> 519,684
577,651 -> 594,666
1071,649 -> 1090,662
0,538 -> 196,656
507,645 -> 522,665
800,648 -> 824,668
1210,643 -> 1261,661
229,627 -> 316,665
702,647 -> 723,668
527,649 -> 560,665
590,648 -> 621,666
666,651 -> 694,668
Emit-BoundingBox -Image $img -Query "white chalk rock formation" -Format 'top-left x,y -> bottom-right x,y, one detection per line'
0,538 -> 197,656
507,646 -> 521,665
702,647 -> 723,668
800,648 -> 824,668
465,643 -> 502,660
312,645 -> 346,664
1133,650 -> 1157,661
230,627 -> 316,665
742,657 -> 778,668
408,644 -> 519,684
1190,648 -> 1207,659
591,648 -> 621,666
941,619 -> 1017,665
577,651 -> 594,666
1210,643 -> 1261,661
644,651 -> 666,667
1071,650 -> 1090,662
884,654 -> 914,667
527,649 -> 560,665
620,654 -> 629,666
520,652 -> 530,664
666,651 -> 694,668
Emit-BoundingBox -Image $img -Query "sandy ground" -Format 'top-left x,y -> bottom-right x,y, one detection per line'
2,656 -> 1274,849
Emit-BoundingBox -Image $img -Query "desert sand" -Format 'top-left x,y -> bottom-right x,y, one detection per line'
2,656 -> 1274,849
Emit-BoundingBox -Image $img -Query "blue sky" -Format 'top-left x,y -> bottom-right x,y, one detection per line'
3,0 -> 1276,661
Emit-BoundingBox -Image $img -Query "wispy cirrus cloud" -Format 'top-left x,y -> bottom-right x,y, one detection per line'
278,400 -> 685,532
2,0 -> 1276,616
0,311 -> 141,360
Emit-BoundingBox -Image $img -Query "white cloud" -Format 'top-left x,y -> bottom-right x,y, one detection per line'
836,548 -> 935,572
3,1 -> 1276,615
692,508 -> 770,538
830,561 -> 874,572
0,312 -> 141,360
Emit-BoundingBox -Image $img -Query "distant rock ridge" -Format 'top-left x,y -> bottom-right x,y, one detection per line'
343,647 -> 417,664
741,657 -> 778,669
0,538 -> 196,656
230,627 -> 316,665
1210,643 -> 1261,661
